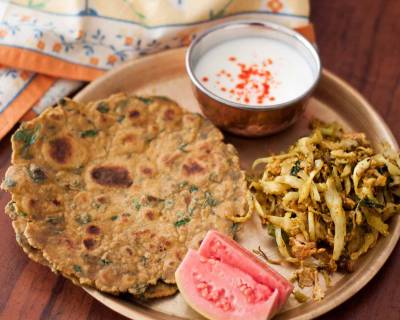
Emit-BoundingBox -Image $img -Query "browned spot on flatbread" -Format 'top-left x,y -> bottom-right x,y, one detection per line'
132,230 -> 150,238
99,115 -> 109,124
6,94 -> 244,297
87,225 -> 100,235
49,137 -> 72,164
163,109 -> 175,121
200,143 -> 212,154
141,167 -> 153,175
146,195 -> 158,202
184,195 -> 191,205
138,281 -> 178,299
29,199 -> 37,209
145,210 -> 155,220
122,134 -> 136,143
64,239 -> 74,249
96,196 -> 107,204
183,161 -> 204,175
83,238 -> 95,250
91,166 -> 132,187
162,153 -> 180,167
129,110 -> 140,118
50,113 -> 62,121
158,237 -> 171,252
175,250 -> 184,260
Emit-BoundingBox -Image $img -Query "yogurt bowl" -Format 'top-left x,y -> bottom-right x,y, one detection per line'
186,20 -> 321,137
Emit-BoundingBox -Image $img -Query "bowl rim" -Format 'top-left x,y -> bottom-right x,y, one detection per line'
185,20 -> 322,111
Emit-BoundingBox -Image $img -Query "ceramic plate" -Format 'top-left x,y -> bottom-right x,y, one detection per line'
74,48 -> 400,320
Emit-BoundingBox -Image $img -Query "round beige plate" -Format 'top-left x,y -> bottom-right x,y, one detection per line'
74,48 -> 400,320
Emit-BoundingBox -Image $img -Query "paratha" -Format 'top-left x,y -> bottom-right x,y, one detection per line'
9,204 -> 177,298
1,93 -> 247,297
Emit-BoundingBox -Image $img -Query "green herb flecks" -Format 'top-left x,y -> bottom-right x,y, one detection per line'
176,211 -> 185,219
360,198 -> 384,209
116,99 -> 129,111
164,199 -> 174,209
91,201 -> 102,209
144,134 -> 156,144
17,210 -> 28,218
80,129 -> 98,138
100,258 -> 112,266
117,115 -> 125,123
6,202 -> 27,218
140,256 -> 149,266
111,215 -> 119,221
175,217 -> 191,227
178,143 -> 189,153
137,96 -> 153,105
13,125 -> 41,159
46,216 -> 64,225
75,214 -> 92,225
189,185 -> 198,193
178,181 -> 189,189
96,102 -> 110,113
27,166 -> 46,183
4,178 -> 16,188
204,191 -> 219,207
73,265 -> 82,273
188,206 -> 195,216
290,160 -> 301,176
153,96 -> 172,102
132,198 -> 141,211
145,195 -> 164,204
71,166 -> 84,175
6,201 -> 16,213
209,172 -> 220,183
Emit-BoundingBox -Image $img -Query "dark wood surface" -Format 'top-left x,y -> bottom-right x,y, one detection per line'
1,1 -> 399,319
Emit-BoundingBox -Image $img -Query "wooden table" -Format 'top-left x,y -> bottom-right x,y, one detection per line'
1,1 -> 399,319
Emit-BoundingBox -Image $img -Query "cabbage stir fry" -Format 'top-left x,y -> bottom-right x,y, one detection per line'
250,121 -> 400,300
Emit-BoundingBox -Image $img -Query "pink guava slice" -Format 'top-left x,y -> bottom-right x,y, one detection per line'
198,230 -> 293,308
175,249 -> 280,320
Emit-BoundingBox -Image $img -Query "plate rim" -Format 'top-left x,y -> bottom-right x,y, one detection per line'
73,48 -> 400,320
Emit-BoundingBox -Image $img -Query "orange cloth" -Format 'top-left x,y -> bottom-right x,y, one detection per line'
0,0 -> 313,140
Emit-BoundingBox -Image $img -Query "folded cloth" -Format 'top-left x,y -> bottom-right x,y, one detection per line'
0,0 -> 313,140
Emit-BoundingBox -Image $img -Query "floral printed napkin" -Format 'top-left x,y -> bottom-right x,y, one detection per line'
0,0 -> 312,140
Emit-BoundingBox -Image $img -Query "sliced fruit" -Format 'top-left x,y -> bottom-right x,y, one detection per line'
175,249 -> 279,320
198,230 -> 293,308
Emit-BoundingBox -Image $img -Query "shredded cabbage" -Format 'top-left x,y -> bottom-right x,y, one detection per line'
246,121 -> 400,302
324,177 -> 346,260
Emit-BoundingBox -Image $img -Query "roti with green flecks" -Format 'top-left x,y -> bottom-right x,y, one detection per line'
1,93 -> 247,297
9,205 -> 179,299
